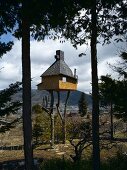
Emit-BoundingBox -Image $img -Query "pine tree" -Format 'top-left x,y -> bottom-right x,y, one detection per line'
32,114 -> 44,145
0,82 -> 21,116
32,104 -> 50,144
0,82 -> 22,133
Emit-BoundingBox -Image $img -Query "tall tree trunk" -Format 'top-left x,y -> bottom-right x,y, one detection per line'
56,91 -> 70,144
91,0 -> 100,169
49,90 -> 54,148
22,1 -> 33,169
63,90 -> 70,144
110,101 -> 114,139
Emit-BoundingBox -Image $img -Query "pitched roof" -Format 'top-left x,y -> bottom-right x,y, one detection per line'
41,50 -> 76,79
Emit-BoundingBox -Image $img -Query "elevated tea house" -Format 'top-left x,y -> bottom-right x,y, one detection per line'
37,50 -> 77,91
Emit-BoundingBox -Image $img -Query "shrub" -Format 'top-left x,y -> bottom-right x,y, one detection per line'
40,158 -> 92,170
40,154 -> 127,170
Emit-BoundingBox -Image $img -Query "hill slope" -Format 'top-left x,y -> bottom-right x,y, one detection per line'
13,89 -> 92,107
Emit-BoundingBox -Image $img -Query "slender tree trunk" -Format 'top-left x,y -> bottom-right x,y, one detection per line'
56,91 -> 63,121
91,0 -> 100,169
50,113 -> 55,148
110,101 -> 114,139
63,90 -> 70,144
62,119 -> 66,144
49,90 -> 54,148
22,1 -> 33,170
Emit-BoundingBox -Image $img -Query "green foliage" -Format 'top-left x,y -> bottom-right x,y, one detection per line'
99,75 -> 116,106
113,80 -> 127,120
0,116 -> 22,133
32,104 -> 42,114
68,119 -> 92,162
40,154 -> 127,170
0,42 -> 14,57
0,0 -> 81,57
0,1 -> 81,40
111,51 -> 127,78
0,82 -> 22,133
101,152 -> 127,170
32,114 -> 44,144
54,114 -> 63,143
40,158 -> 92,170
66,116 -> 83,139
2,1 -> 126,50
63,0 -> 127,47
78,92 -> 88,117
103,52 -> 127,120
1,0 -> 126,45
120,52 -> 127,62
0,1 -> 20,56
99,74 -> 127,119
0,82 -> 22,116
32,105 -> 51,144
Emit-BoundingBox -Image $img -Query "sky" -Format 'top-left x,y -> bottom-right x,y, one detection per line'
0,36 -> 126,94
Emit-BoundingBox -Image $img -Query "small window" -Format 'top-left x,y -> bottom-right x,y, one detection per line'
62,77 -> 66,82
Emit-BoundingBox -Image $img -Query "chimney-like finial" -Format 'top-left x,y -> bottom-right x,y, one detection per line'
74,68 -> 77,78
55,50 -> 64,61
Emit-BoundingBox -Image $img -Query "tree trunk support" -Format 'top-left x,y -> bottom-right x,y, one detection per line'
49,90 -> 55,148
63,90 -> 70,144
56,91 -> 63,121
56,91 -> 70,144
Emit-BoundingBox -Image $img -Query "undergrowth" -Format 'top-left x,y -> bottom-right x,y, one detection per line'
40,152 -> 127,170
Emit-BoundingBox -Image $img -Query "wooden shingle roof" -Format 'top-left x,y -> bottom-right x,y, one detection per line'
41,50 -> 76,79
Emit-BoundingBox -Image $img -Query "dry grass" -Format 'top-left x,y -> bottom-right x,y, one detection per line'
0,150 -> 24,162
0,140 -> 126,163
0,114 -> 126,164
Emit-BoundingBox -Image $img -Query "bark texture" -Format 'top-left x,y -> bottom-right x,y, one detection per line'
91,0 -> 100,169
22,1 -> 33,169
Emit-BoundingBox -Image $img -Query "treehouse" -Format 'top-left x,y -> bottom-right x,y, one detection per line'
37,50 -> 78,91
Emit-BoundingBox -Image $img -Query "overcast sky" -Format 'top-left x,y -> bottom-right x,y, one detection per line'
0,37 -> 126,93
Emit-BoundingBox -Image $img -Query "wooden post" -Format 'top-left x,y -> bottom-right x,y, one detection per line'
56,90 -> 70,144
49,90 -> 55,148
63,90 -> 70,144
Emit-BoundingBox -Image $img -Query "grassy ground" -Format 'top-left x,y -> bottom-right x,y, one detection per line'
0,121 -> 127,162
0,142 -> 125,162
0,114 -> 127,169
0,136 -> 127,170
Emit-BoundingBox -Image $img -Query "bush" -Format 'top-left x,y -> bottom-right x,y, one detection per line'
101,152 -> 127,170
40,158 -> 92,170
40,154 -> 127,170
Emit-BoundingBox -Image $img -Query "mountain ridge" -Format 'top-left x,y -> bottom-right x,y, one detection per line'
13,89 -> 92,107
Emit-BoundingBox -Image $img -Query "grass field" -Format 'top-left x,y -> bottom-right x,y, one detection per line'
0,114 -> 127,169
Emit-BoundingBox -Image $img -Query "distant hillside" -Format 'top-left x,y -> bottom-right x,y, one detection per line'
13,89 -> 92,107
